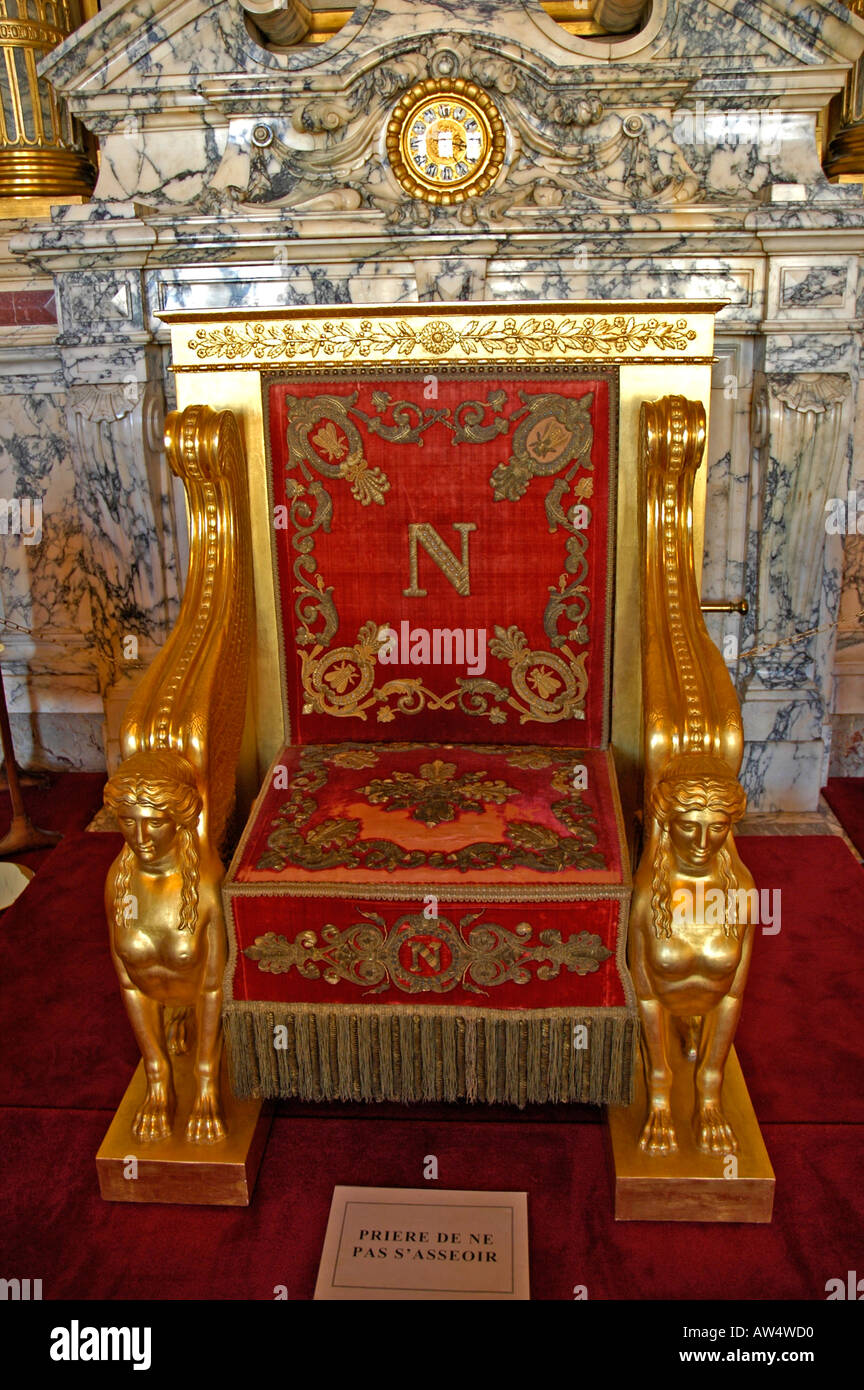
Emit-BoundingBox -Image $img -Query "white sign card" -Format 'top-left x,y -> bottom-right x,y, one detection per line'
314,1186 -> 530,1300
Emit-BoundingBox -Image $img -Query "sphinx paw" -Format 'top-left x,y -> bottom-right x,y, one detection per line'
132,1081 -> 175,1142
186,1084 -> 226,1144
695,1102 -> 738,1155
639,1104 -> 678,1154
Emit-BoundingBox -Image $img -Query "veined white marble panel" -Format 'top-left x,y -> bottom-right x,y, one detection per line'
0,391 -> 85,639
764,255 -> 860,328
5,712 -> 107,772
777,260 -> 854,312
701,337 -> 754,684
153,261 -> 417,313
762,334 -> 860,374
741,738 -> 827,814
484,257 -> 762,322
742,685 -> 824,745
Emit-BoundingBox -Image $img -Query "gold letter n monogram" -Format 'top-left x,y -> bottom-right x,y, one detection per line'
409,939 -> 442,973
403,522 -> 476,597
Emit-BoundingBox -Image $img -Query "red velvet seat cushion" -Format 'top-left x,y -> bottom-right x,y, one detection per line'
223,743 -> 636,1106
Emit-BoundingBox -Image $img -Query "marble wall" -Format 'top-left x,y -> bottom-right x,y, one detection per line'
0,218 -> 183,771
2,0 -> 864,807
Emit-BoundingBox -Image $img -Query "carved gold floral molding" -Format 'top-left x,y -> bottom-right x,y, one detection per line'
187,314 -> 696,365
165,304 -> 719,372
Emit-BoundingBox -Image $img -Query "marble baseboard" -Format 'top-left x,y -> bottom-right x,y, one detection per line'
5,712 -> 107,773
739,797 -> 862,864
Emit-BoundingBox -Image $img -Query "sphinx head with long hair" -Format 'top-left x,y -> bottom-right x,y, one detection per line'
104,750 -> 203,935
648,754 -> 747,940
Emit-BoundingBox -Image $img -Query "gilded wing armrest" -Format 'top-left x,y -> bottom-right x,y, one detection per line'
102,405 -> 253,1145
630,395 -> 755,1157
117,405 -> 253,853
641,395 -> 743,792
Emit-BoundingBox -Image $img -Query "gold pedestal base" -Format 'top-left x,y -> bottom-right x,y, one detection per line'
607,1047 -> 775,1222
96,1055 -> 272,1206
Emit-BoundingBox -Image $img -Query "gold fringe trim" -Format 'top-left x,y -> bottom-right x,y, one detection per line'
224,1004 -> 637,1108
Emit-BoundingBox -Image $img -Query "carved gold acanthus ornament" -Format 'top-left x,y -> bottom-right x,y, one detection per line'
186,315 -> 697,365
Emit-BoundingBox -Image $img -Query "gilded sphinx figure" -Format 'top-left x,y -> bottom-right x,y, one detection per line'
629,754 -> 754,1154
104,750 -> 228,1142
632,395 -> 755,1159
103,405 -> 253,1145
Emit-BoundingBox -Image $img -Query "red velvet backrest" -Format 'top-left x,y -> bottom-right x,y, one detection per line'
267,367 -> 617,746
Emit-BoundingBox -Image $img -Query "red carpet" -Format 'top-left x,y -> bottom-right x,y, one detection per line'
823,777 -> 864,859
1,805 -> 862,1299
0,771 -> 106,876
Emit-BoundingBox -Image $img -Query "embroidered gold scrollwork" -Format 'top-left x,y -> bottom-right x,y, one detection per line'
487,626 -> 588,723
544,474 -> 593,648
489,391 -> 593,501
287,386 -> 602,726
243,911 -> 612,996
257,745 -> 605,875
300,620 -> 447,723
285,392 -> 390,506
291,480 -> 337,646
443,390 -> 509,444
301,620 -> 385,716
359,758 -> 516,826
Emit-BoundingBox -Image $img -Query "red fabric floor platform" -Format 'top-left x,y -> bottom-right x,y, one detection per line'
1,807 -> 862,1299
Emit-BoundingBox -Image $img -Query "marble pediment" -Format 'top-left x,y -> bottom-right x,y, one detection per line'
36,0 -> 864,222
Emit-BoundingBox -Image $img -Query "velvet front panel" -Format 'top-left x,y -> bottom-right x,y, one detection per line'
229,896 -> 628,1011
267,368 -> 617,747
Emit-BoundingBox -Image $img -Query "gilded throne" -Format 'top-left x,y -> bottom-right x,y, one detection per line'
98,301 -> 772,1217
